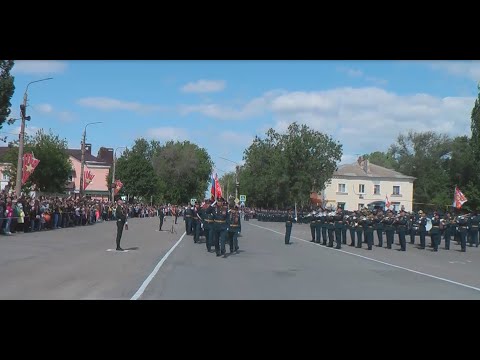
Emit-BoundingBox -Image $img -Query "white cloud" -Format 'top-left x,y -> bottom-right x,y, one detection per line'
428,61 -> 480,81
35,103 -> 53,113
180,86 -> 476,163
77,97 -> 163,113
218,130 -> 254,147
13,61 -> 67,74
58,111 -> 75,123
181,80 -> 226,93
147,127 -> 189,141
12,125 -> 41,137
337,66 -> 388,86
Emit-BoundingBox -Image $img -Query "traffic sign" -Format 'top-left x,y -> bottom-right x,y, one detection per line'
239,195 -> 246,202
235,198 -> 240,204
190,198 -> 197,205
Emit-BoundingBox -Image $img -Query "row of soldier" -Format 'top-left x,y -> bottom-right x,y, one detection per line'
259,207 -> 478,252
182,197 -> 242,257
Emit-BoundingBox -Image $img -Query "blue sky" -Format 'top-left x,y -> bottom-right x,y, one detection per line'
6,60 -> 480,176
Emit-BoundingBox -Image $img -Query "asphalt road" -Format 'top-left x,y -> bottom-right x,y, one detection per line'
1,217 -> 480,299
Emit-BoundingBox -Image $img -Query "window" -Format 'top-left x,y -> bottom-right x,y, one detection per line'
338,202 -> 345,210
359,184 -> 365,193
338,184 -> 346,193
393,186 -> 400,195
358,204 -> 364,210
374,185 -> 381,195
392,202 -> 400,212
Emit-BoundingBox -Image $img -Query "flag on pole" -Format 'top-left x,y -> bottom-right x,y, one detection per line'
215,173 -> 223,199
210,173 -> 216,200
385,194 -> 391,210
453,185 -> 468,209
83,167 -> 95,190
294,202 -> 298,222
22,152 -> 40,185
114,179 -> 123,195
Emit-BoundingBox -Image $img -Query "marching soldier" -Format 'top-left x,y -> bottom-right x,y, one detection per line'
364,213 -> 374,250
347,211 -> 356,247
443,212 -> 453,250
396,210 -> 408,251
468,210 -> 479,247
204,200 -> 215,253
374,210 -> 384,248
456,210 -> 469,252
341,212 -> 348,245
417,210 -> 427,249
315,208 -> 322,244
333,207 -> 343,249
321,211 -> 328,246
409,212 -> 418,244
227,203 -> 241,252
430,211 -> 441,251
355,212 -> 365,248
192,202 -> 201,243
184,205 -> 192,235
384,211 -> 395,249
285,208 -> 293,245
309,208 -> 316,242
213,197 -> 229,257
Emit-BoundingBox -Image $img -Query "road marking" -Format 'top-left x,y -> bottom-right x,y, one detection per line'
248,222 -> 480,293
106,249 -> 130,252
130,231 -> 187,300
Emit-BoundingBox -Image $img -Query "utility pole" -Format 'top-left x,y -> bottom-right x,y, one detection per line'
235,165 -> 239,200
79,122 -> 102,197
111,146 -> 126,202
15,78 -> 52,198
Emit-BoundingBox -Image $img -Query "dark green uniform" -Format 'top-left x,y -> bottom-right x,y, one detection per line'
384,215 -> 395,249
115,204 -> 126,251
309,212 -> 316,242
347,214 -> 356,247
430,216 -> 441,251
396,214 -> 407,251
341,214 -> 348,245
418,216 -> 427,249
364,216 -> 374,250
213,202 -> 229,256
321,214 -> 328,246
285,211 -> 293,245
315,213 -> 322,244
333,211 -> 343,249
204,207 -> 215,252
192,206 -> 201,243
443,215 -> 453,250
228,208 -> 241,252
468,213 -> 479,247
456,215 -> 468,252
374,213 -> 384,247
355,216 -> 365,248
184,207 -> 193,235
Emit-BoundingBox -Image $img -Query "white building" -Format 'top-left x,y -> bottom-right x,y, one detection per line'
323,158 -> 415,212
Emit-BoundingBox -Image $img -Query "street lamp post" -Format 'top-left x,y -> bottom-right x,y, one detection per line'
111,146 -> 127,201
15,78 -> 53,197
219,157 -> 240,200
79,122 -> 102,197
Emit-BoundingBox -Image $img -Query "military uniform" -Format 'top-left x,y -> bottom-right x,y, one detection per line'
355,215 -> 365,248
396,212 -> 407,251
430,214 -> 441,251
347,213 -> 356,247
456,214 -> 468,252
285,210 -> 293,245
321,213 -> 328,246
468,212 -> 479,247
443,213 -> 453,250
315,211 -> 322,244
374,212 -> 384,247
212,199 -> 229,256
115,202 -> 127,251
418,212 -> 427,249
228,206 -> 241,252
184,206 -> 192,235
383,213 -> 395,249
364,215 -> 374,250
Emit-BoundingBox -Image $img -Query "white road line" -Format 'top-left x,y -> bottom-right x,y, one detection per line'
130,231 -> 187,300
248,222 -> 480,293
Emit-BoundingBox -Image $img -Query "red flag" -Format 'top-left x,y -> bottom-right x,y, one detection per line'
22,153 -> 40,185
214,173 -> 223,199
385,194 -> 391,210
114,179 -> 123,195
83,167 -> 95,190
453,186 -> 468,209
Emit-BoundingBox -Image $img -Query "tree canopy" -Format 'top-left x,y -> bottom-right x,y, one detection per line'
0,60 -> 15,130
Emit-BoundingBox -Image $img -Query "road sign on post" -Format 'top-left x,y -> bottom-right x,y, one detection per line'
190,198 -> 197,205
239,195 -> 246,202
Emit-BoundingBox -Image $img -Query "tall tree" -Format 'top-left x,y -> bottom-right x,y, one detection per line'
1,129 -> 72,193
470,84 -> 480,181
363,151 -> 397,169
0,60 -> 15,130
152,140 -> 213,204
241,122 -> 342,208
112,138 -> 159,200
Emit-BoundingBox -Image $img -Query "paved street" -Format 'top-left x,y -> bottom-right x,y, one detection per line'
1,216 -> 480,299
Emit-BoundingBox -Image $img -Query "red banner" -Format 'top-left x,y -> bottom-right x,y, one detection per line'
453,186 -> 468,209
22,153 -> 40,185
114,179 -> 123,195
83,167 -> 95,190
215,173 -> 223,199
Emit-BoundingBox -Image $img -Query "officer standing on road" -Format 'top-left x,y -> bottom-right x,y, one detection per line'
374,210 -> 384,247
430,211 -> 441,251
397,210 -> 408,251
115,199 -> 127,251
158,206 -> 165,231
468,210 -> 479,247
285,207 -> 293,245
418,210 -> 427,249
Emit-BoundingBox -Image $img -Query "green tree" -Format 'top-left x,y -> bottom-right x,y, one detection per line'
1,129 -> 72,193
219,171 -> 236,200
112,138 -> 159,200
0,60 -> 15,130
470,84 -> 480,170
388,131 -> 452,210
152,140 -> 213,204
241,122 -> 342,208
363,151 -> 397,169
